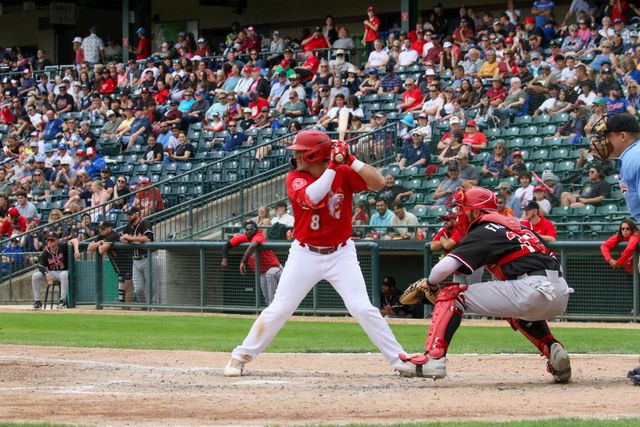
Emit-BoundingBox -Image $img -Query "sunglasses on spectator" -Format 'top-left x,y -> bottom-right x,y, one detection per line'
228,124 -> 237,127
579,22 -> 587,25
34,174 -> 42,176
117,179 -> 126,183
621,226 -> 631,230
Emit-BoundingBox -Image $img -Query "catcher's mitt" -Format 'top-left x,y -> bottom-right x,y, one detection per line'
399,278 -> 439,305
628,365 -> 640,386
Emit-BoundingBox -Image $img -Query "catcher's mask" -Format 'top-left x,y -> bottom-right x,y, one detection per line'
446,186 -> 498,237
588,115 -> 613,161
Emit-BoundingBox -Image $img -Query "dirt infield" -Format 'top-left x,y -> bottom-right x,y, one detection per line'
0,345 -> 638,426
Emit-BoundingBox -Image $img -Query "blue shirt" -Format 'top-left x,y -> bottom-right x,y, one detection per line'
178,98 -> 195,112
533,0 -> 554,28
86,155 -> 106,179
605,96 -> 631,115
369,209 -> 394,232
620,139 -> 640,221
402,142 -> 429,166
43,118 -> 63,140
222,131 -> 248,152
130,116 -> 151,136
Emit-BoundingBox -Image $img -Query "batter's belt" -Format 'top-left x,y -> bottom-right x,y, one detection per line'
299,240 -> 348,255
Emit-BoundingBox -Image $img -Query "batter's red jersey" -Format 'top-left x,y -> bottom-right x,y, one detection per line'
287,165 -> 368,246
229,230 -> 281,273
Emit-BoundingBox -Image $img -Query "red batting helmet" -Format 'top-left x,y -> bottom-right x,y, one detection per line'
287,130 -> 332,163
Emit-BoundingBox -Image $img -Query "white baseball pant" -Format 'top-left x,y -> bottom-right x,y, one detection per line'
464,270 -> 573,321
260,266 -> 282,306
232,239 -> 406,366
32,270 -> 68,302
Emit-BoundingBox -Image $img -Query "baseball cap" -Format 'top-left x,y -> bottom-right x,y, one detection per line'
374,112 -> 386,118
382,276 -> 396,287
86,147 -> 96,156
280,59 -> 290,67
449,116 -> 460,125
140,87 -> 150,93
73,36 -> 82,43
75,149 -> 85,156
512,150 -> 523,158
593,97 -> 606,105
133,105 -> 144,111
347,66 -> 358,74
524,200 -> 540,211
466,120 -> 477,127
418,112 -> 428,119
137,27 -> 145,34
243,107 -> 251,113
101,167 -> 111,174
524,16 -> 535,25
60,158 -> 72,166
35,154 -> 46,162
541,170 -> 559,182
124,206 -> 140,215
443,41 -> 452,48
607,112 -> 640,133
106,110 -> 115,117
631,31 -> 639,38
447,160 -> 459,171
367,68 -> 378,75
614,18 -> 623,24
533,186 -> 547,192
8,207 -> 19,217
57,143 -> 68,150
497,182 -> 512,191
44,143 -> 54,153
335,49 -> 345,56
178,31 -> 186,37
98,221 -> 113,229
197,37 -> 205,43
424,69 -> 436,76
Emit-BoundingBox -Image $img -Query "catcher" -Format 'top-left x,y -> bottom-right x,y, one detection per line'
588,111 -> 640,386
400,186 -> 573,383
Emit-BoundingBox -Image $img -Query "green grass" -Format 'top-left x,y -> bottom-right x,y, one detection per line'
0,312 -> 638,354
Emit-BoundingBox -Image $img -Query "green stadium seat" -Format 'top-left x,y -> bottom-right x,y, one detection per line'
405,179 -> 422,190
411,206 -> 428,219
533,114 -> 550,124
400,166 -> 420,176
536,161 -> 555,173
514,115 -> 533,127
520,126 -> 538,137
486,128 -> 501,139
537,125 -> 556,136
501,127 -> 520,138
550,148 -> 570,160
531,149 -> 549,160
422,178 -> 441,190
388,165 -> 400,177
555,161 -> 575,172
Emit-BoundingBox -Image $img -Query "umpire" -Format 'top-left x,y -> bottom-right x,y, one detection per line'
589,112 -> 640,386
121,206 -> 160,304
87,221 -> 134,305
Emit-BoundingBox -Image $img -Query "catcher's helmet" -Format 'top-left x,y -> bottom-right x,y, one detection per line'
449,186 -> 498,212
287,130 -> 332,163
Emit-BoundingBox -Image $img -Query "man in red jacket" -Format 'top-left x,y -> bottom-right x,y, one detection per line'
0,207 -> 27,238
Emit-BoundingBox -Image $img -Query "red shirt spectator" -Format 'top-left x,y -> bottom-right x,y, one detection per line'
134,182 -> 164,216
487,83 -> 508,105
301,55 -> 320,75
364,7 -> 380,42
0,106 -> 15,124
522,202 -> 557,242
302,27 -> 330,53
424,43 -> 443,64
136,36 -> 150,61
99,76 -> 116,95
612,1 -> 629,24
240,31 -> 261,53
229,230 -> 281,273
600,226 -> 640,275
249,96 -> 269,119
400,80 -> 423,111
411,33 -> 427,54
462,121 -> 488,154
0,208 -> 27,238
453,24 -> 474,44
154,88 -> 170,105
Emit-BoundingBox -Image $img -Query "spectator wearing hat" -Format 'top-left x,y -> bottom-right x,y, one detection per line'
72,36 -> 85,66
267,71 -> 290,106
356,69 -> 381,96
31,232 -> 80,310
239,107 -> 256,131
413,113 -> 432,142
508,150 -> 528,177
1,233 -> 26,275
0,207 -> 27,238
83,147 -> 106,179
52,143 -> 73,167
561,166 -> 611,208
486,77 -> 508,108
53,157 -> 77,190
521,200 -> 557,242
430,211 -> 462,254
437,116 -> 465,151
434,161 -> 463,205
439,129 -> 469,165
462,120 -> 487,153
300,26 -> 329,59
129,27 -> 150,61
123,107 -> 151,151
101,110 -> 123,140
532,185 -> 552,215
131,177 -> 164,217
329,48 -> 354,77
81,26 -> 105,65
399,131 -> 430,170
53,82 -> 75,114
379,276 -> 409,318
420,83 -> 445,122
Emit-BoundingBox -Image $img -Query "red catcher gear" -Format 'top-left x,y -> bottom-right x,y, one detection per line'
506,318 -> 555,359
424,283 -> 467,359
448,186 -> 498,238
287,130 -> 332,163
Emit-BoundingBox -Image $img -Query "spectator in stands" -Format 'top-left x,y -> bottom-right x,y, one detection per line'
514,172 -> 535,213
398,38 -> 419,67
43,110 -> 63,141
462,120 -> 488,153
278,90 -> 307,117
584,98 -> 607,135
438,130 -> 469,165
421,83 -> 445,121
181,90 -> 209,130
101,110 -> 122,140
478,50 -> 499,78
168,131 -> 194,161
605,85 -> 636,115
139,135 -> 163,164
317,93 -> 347,131
399,131 -> 429,169
81,26 -> 105,65
380,276 -> 408,318
456,153 -> 480,187
368,198 -> 394,237
31,232 -> 80,310
561,166 -> 611,207
329,49 -> 354,77
83,147 -> 105,179
397,78 -> 423,112
533,185 -> 552,215
356,69 -> 381,96
494,77 -> 526,124
1,234 -> 25,275
0,207 -> 27,238
521,200 -> 557,242
363,7 -> 381,52
507,150 -> 528,177
14,190 -> 38,219
132,177 -> 163,217
496,193 -> 516,216
30,169 -> 50,202
600,219 -> 640,275
251,206 -> 272,227
271,201 -> 294,227
365,39 -> 389,70
371,175 -> 412,206
434,161 -> 463,205
391,201 -> 418,239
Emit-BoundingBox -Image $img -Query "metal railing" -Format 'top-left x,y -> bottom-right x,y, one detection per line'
61,239 -> 640,321
70,241 -> 380,315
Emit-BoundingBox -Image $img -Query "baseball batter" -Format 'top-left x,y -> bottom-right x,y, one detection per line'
224,130 -> 416,377
588,112 -> 640,385
401,187 -> 573,382
221,220 -> 282,306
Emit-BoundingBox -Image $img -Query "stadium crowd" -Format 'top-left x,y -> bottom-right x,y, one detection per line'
0,1 -> 638,279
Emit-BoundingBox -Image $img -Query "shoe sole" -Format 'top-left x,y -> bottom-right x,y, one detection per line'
223,368 -> 242,377
551,346 -> 571,383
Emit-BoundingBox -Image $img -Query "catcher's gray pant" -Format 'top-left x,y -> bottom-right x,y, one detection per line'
260,266 -> 282,306
32,271 -> 68,302
464,270 -> 573,321
453,267 -> 485,285
232,239 -> 406,366
132,255 -> 161,304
